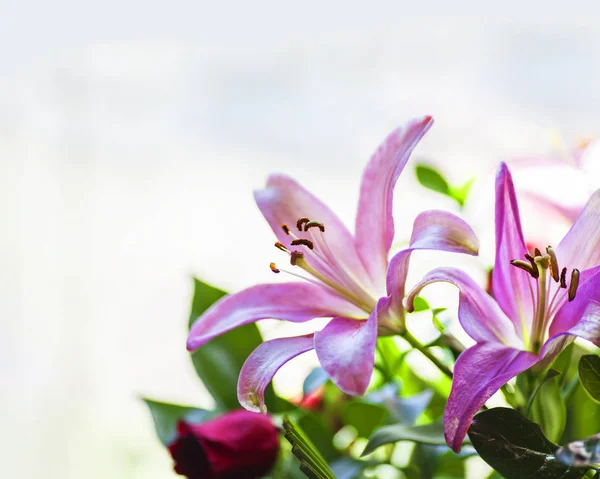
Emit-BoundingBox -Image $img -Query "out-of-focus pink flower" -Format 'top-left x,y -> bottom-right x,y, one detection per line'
508,139 -> 599,227
186,116 -> 480,412
168,410 -> 279,479
407,163 -> 600,452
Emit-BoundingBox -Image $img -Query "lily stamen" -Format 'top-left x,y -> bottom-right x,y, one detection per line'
290,238 -> 314,250
546,246 -> 560,282
560,267 -> 567,288
568,269 -> 580,302
510,259 -> 536,276
296,217 -> 310,231
509,244 -> 582,352
304,220 -> 325,232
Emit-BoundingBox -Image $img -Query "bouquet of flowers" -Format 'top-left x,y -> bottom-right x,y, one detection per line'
145,116 -> 600,479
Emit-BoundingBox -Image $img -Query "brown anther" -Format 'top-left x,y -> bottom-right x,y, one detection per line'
269,262 -> 280,273
510,260 -> 536,277
296,217 -> 310,231
534,247 -> 542,257
560,267 -> 568,288
304,220 -> 325,232
274,242 -> 288,252
290,251 -> 304,266
546,246 -> 560,282
281,224 -> 290,235
291,238 -> 314,250
568,268 -> 580,302
524,254 -> 539,278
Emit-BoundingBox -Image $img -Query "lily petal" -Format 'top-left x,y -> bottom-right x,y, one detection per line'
550,266 -> 600,343
385,210 -> 479,319
445,343 -> 538,452
238,335 -> 314,413
355,116 -> 434,290
406,267 -> 521,346
254,175 -> 372,288
538,301 -> 600,371
493,162 -> 534,340
187,282 -> 363,351
387,210 -> 479,296
314,301 -> 380,396
556,189 -> 600,272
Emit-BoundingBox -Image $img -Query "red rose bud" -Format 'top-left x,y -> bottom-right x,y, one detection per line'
168,409 -> 280,479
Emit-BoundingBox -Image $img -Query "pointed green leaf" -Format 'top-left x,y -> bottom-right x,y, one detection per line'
468,407 -> 586,479
362,421 -> 450,456
416,164 -> 450,195
528,371 -> 566,442
448,178 -> 475,207
143,398 -> 213,445
282,416 -> 336,479
188,278 -> 282,411
188,278 -> 227,327
341,401 -> 388,438
579,355 -> 600,403
412,296 -> 430,312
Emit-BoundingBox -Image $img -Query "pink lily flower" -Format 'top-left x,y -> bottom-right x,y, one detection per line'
508,140 -> 599,226
406,162 -> 600,452
186,116 -> 479,413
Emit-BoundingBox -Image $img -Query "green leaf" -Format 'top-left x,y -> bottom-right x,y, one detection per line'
188,278 -> 281,411
412,296 -> 430,312
468,407 -> 586,479
329,457 -> 369,479
297,413 -> 338,462
362,421 -> 450,456
188,278 -> 227,327
416,165 -> 450,196
143,398 -> 213,445
303,368 -> 329,396
448,178 -> 475,207
410,445 -> 468,479
341,401 -> 388,438
190,322 -> 267,410
282,416 -> 336,479
564,383 -> 600,442
528,371 -> 566,442
579,355 -> 600,403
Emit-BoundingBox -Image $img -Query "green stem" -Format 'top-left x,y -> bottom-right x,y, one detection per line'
403,329 -> 453,379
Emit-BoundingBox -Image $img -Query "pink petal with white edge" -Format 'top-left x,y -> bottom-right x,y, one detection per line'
556,189 -> 600,272
237,334 -> 314,413
187,282 -> 363,351
254,174 -> 373,289
493,163 -> 535,340
406,267 -> 521,346
386,210 -> 479,297
550,267 -> 600,338
355,116 -> 434,291
384,209 -> 479,320
549,300 -> 600,349
314,299 -> 382,396
445,343 -> 538,452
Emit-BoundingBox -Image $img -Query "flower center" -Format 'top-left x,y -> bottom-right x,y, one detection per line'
269,217 -> 377,313
510,246 -> 580,353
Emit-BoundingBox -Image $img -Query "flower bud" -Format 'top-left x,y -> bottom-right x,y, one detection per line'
168,409 -> 279,479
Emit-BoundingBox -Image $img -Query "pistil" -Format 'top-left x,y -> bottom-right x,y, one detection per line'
509,245 -> 582,354
530,255 -> 549,353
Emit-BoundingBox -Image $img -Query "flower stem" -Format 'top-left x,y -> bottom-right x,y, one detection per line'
402,329 -> 454,379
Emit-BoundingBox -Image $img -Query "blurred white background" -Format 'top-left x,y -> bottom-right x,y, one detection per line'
2,2 -> 600,478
